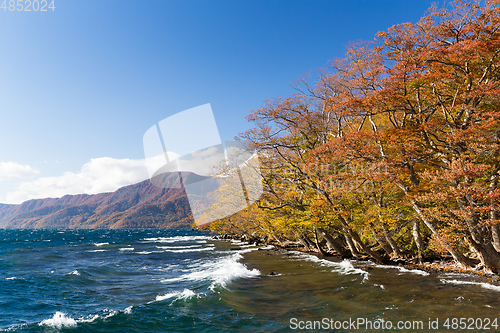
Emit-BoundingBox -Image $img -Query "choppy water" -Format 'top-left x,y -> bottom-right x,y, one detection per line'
1,229 -> 499,332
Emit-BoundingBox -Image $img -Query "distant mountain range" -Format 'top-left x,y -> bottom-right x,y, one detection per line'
0,173 -> 197,229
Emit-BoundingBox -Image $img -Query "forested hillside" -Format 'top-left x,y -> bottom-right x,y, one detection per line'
0,173 -> 194,229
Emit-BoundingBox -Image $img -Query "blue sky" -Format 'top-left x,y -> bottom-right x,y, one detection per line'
0,0 -> 434,204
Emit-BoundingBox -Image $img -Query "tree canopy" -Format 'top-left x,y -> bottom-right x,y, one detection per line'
207,0 -> 500,273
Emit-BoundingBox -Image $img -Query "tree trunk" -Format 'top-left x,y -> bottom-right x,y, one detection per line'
489,167 -> 500,252
492,224 -> 500,253
374,196 -> 403,258
465,235 -> 500,273
412,219 -> 424,264
342,227 -> 360,259
371,228 -> 393,256
321,191 -> 385,262
313,227 -> 330,256
381,225 -> 403,258
338,217 -> 385,263
317,227 -> 347,257
297,234 -> 313,252
304,235 -> 316,249
410,200 -> 476,268
456,195 -> 500,273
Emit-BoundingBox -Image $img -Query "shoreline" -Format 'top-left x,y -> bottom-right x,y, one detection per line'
212,234 -> 500,286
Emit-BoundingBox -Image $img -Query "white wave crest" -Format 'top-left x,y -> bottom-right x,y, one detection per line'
374,264 -> 430,276
39,311 -> 77,329
289,251 -> 369,282
94,242 -> 109,246
76,306 -> 133,324
86,249 -> 106,252
102,309 -> 118,319
440,279 -> 500,292
77,314 -> 99,323
240,244 -> 257,248
142,236 -> 209,243
160,276 -> 185,283
236,248 -> 259,254
161,247 -> 214,253
156,244 -> 202,249
155,291 -> 180,302
160,253 -> 260,289
137,251 -> 154,255
67,270 -> 80,275
155,289 -> 197,302
119,247 -> 135,251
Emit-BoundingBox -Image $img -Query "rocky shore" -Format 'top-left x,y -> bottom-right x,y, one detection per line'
212,233 -> 500,285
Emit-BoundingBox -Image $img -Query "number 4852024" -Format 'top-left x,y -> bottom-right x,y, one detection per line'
1,0 -> 55,11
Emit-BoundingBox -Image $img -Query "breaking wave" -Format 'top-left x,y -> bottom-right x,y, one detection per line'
288,251 -> 369,282
440,279 -> 500,292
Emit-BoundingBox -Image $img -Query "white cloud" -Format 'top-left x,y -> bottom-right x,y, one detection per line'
3,157 -> 150,204
0,162 -> 39,181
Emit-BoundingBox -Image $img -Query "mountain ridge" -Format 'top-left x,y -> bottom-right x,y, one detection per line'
0,174 -> 195,229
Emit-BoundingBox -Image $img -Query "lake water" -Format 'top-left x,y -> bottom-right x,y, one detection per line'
1,229 -> 499,332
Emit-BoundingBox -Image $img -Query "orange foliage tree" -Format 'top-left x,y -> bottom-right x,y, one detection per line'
211,0 -> 500,272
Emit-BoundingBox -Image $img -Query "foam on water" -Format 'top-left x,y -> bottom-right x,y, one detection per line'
67,270 -> 80,275
440,279 -> 500,292
86,249 -> 106,252
94,242 -> 109,246
39,312 -> 77,329
119,247 -> 135,251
